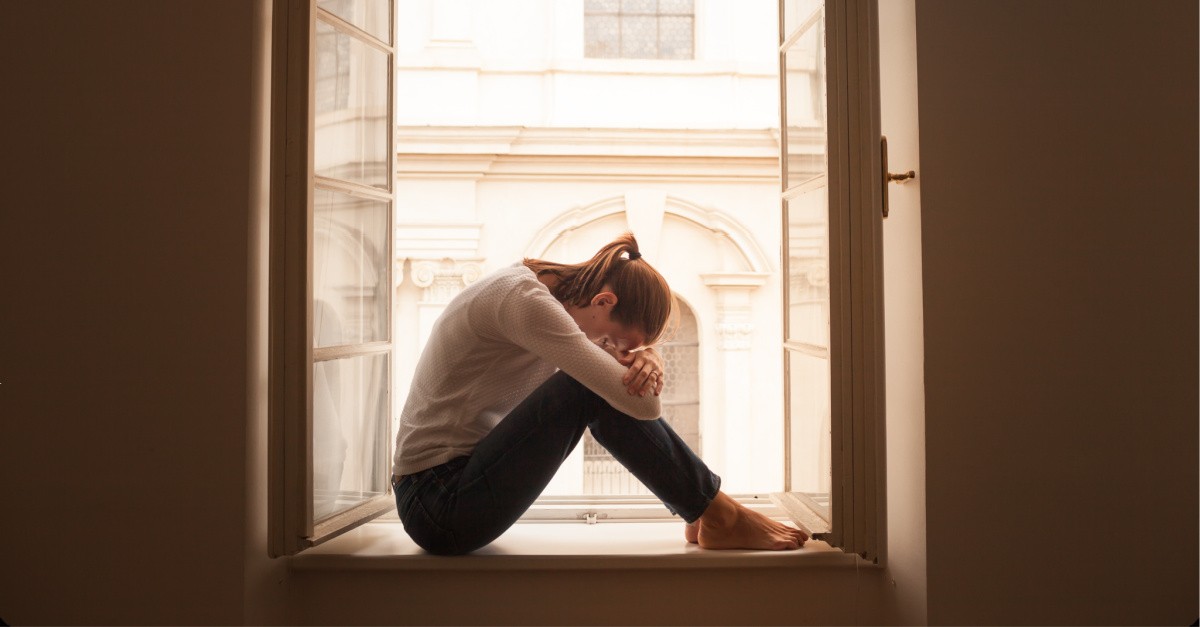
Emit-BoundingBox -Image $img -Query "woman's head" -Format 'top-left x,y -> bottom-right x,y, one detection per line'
524,232 -> 674,348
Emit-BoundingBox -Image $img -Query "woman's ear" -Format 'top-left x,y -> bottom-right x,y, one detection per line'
591,291 -> 617,309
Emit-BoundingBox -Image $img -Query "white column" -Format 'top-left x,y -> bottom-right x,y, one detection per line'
702,272 -> 769,493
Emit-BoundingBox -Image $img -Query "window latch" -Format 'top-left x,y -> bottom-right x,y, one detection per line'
882,135 -> 917,218
580,512 -> 607,525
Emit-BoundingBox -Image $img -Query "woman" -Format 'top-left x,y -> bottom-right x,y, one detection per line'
392,232 -> 807,555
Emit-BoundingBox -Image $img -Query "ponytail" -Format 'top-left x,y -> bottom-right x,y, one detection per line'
524,232 -> 674,345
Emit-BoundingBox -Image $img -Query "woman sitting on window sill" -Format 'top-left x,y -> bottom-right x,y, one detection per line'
391,232 -> 808,555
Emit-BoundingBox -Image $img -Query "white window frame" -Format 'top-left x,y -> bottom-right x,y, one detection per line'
269,0 -> 397,557
779,0 -> 886,563
270,0 -> 886,560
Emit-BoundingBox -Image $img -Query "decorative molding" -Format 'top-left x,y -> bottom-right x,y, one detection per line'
395,126 -> 787,158
700,272 -> 771,288
524,196 -> 775,273
409,258 -> 485,304
715,321 -> 755,351
395,223 -> 482,259
702,273 -> 768,352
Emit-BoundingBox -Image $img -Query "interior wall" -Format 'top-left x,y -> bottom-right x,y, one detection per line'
915,1 -> 1198,624
0,1 -> 275,624
877,0 -> 927,624
288,565 -> 884,626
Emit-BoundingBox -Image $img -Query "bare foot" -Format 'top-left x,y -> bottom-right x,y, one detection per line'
685,521 -> 699,544
695,491 -> 808,551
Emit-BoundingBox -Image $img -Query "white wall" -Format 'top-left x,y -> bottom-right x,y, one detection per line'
394,0 -> 779,128
389,0 -> 798,493
879,0 -> 927,624
915,0 -> 1198,624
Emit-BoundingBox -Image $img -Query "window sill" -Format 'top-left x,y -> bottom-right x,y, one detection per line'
290,518 -> 857,571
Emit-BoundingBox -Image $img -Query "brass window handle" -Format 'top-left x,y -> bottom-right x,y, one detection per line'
881,136 -> 916,218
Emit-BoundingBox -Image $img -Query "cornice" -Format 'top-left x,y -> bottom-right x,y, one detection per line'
395,126 -> 805,158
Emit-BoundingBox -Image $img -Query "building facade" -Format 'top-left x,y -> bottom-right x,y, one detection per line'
375,0 -> 827,496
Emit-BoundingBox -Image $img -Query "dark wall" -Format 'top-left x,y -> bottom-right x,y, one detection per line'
0,2 -> 266,623
916,0 -> 1198,623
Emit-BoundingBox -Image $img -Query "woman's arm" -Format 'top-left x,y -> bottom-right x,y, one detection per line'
496,278 -> 662,420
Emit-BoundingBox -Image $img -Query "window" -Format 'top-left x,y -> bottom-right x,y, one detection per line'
582,301 -> 700,495
273,0 -> 886,562
270,0 -> 397,557
779,0 -> 886,561
584,0 -> 695,60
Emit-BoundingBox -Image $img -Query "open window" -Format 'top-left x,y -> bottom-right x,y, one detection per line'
777,0 -> 886,562
270,0 -> 886,561
270,0 -> 397,557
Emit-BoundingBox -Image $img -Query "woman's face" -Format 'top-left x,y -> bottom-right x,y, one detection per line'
567,291 -> 646,358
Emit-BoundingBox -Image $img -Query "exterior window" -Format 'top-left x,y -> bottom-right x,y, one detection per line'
584,0 -> 694,60
583,301 -> 700,495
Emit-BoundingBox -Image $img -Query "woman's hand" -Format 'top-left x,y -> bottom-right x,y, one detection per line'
619,347 -> 665,397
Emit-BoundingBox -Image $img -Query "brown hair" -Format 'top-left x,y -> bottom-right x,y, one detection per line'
524,232 -> 674,346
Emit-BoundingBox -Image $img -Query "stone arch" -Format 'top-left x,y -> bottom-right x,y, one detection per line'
523,193 -> 774,274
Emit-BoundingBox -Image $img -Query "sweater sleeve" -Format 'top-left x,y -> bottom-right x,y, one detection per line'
491,273 -> 662,420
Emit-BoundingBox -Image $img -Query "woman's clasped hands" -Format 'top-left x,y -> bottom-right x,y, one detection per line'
620,347 -> 665,397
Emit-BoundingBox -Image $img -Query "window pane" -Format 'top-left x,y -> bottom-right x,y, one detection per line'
658,16 -> 693,59
621,0 -> 657,14
658,0 -> 693,15
318,0 -> 392,44
315,21 -> 390,189
782,0 -> 822,41
585,14 -> 620,58
786,193 -> 829,348
585,0 -> 619,13
580,301 -> 700,495
783,13 -> 827,190
313,352 -> 391,521
620,15 -> 658,59
314,188 -> 389,348
787,349 -> 830,494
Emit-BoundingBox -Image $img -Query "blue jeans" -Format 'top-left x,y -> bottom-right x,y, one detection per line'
393,370 -> 722,555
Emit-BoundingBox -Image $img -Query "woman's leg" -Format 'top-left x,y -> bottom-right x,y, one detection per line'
400,370 -> 719,554
398,371 -> 600,554
397,370 -> 803,554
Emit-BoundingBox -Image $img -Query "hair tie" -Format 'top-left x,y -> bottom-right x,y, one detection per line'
628,251 -> 642,261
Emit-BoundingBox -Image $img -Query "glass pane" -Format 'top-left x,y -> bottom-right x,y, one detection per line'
313,352 -> 391,521
786,193 -> 829,347
580,302 -> 700,496
787,349 -> 830,495
783,10 -> 827,190
314,188 -> 390,348
315,21 -> 390,189
658,0 -> 693,15
621,15 -> 657,59
585,0 -> 619,13
658,16 -> 693,60
585,15 -> 620,58
318,0 -> 392,44
783,0 -> 822,40
621,0 -> 657,14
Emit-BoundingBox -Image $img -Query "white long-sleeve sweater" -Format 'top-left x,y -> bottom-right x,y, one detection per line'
391,263 -> 662,477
